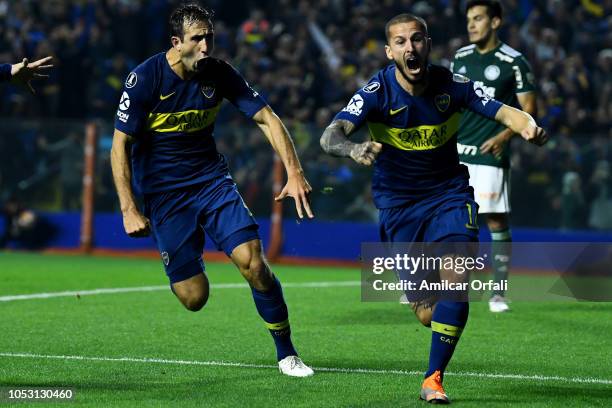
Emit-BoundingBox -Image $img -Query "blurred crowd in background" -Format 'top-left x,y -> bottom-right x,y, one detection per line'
0,0 -> 610,231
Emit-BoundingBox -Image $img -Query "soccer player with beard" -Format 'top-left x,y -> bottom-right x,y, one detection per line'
320,14 -> 547,403
451,0 -> 538,313
111,3 -> 314,377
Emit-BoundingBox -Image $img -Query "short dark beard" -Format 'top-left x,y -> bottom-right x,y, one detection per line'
395,60 -> 427,84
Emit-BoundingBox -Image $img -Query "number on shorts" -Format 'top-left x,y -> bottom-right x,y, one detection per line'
465,203 -> 478,230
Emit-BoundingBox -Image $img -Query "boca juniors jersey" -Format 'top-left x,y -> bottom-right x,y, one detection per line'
334,64 -> 502,209
114,53 -> 267,194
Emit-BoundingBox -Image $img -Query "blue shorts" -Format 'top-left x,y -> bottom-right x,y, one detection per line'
144,175 -> 259,284
378,190 -> 479,243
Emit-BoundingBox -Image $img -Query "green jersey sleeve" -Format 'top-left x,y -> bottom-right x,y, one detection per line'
513,55 -> 536,94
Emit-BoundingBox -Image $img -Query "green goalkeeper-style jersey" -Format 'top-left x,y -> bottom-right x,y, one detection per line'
451,42 -> 535,168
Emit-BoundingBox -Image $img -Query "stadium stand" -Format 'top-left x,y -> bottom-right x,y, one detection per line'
0,0 -> 610,231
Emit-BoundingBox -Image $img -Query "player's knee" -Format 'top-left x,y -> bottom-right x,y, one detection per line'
416,308 -> 433,327
241,257 -> 272,291
176,286 -> 209,311
486,213 -> 509,231
411,301 -> 434,327
233,244 -> 273,291
182,293 -> 208,312
172,273 -> 210,312
439,255 -> 471,284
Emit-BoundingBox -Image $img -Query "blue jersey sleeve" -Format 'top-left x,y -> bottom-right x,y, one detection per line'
219,61 -> 267,118
454,73 -> 502,119
0,63 -> 11,82
114,67 -> 155,138
333,81 -> 381,127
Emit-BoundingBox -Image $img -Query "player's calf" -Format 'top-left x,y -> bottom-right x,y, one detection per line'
232,239 -> 275,291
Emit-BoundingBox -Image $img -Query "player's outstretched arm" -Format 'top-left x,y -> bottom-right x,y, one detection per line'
6,56 -> 54,94
481,92 -> 538,156
110,129 -> 151,237
252,106 -> 314,219
494,104 -> 548,146
320,119 -> 382,166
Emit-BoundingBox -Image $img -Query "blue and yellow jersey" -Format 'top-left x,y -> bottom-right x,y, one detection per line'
334,64 -> 502,209
114,53 -> 267,194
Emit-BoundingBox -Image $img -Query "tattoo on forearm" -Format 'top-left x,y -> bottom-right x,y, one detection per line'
320,120 -> 357,157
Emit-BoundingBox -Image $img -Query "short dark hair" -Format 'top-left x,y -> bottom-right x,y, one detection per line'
466,0 -> 503,20
169,3 -> 214,40
385,13 -> 428,41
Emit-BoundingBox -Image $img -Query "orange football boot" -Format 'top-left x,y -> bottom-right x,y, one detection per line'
420,370 -> 450,404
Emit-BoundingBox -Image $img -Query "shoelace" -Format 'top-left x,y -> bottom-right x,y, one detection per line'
291,356 -> 301,369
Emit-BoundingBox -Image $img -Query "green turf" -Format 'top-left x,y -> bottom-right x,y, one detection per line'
0,252 -> 611,407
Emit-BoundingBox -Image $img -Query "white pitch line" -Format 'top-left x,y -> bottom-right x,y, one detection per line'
0,352 -> 610,385
0,281 -> 361,302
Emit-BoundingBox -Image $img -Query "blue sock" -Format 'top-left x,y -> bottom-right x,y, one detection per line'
426,301 -> 469,379
251,276 -> 297,361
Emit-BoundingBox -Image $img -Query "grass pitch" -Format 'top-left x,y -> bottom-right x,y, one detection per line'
0,252 -> 611,407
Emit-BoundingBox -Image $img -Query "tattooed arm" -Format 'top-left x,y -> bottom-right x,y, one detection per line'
320,119 -> 382,166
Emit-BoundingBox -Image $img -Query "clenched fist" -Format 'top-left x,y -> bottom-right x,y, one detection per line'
350,141 -> 383,166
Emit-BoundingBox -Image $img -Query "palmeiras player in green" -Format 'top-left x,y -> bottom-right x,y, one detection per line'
111,3 -> 314,376
321,14 -> 547,403
451,0 -> 538,312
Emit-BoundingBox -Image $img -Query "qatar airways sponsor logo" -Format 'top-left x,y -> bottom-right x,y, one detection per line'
163,111 -> 212,130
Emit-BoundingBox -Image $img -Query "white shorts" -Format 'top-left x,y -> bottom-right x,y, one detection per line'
461,163 -> 510,214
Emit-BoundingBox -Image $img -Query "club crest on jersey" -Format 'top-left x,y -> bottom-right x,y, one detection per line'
484,65 -> 500,81
201,83 -> 216,98
434,94 -> 450,112
161,251 -> 170,266
363,82 -> 380,93
125,72 -> 137,88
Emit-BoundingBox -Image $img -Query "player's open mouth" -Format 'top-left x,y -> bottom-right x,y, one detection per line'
406,56 -> 421,74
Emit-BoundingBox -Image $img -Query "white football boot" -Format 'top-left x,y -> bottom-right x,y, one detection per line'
278,356 -> 314,377
489,294 -> 510,313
